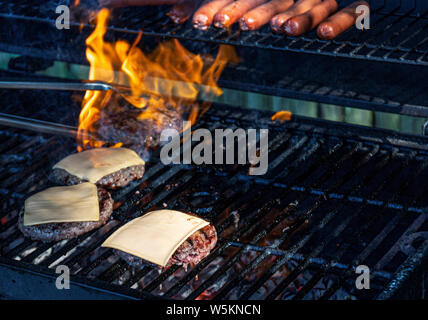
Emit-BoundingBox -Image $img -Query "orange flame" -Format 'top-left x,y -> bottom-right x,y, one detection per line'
271,110 -> 292,123
77,8 -> 238,151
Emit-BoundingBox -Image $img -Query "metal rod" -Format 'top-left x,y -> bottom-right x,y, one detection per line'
0,113 -> 97,140
0,81 -> 113,92
0,80 -> 154,99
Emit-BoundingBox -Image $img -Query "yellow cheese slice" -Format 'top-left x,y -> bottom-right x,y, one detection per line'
102,210 -> 210,267
23,182 -> 100,226
53,147 -> 145,183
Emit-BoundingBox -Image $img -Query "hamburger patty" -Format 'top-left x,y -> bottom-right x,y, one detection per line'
18,188 -> 113,242
95,108 -> 183,156
115,224 -> 217,268
53,164 -> 145,189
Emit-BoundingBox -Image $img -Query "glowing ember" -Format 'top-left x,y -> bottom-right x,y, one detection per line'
271,110 -> 292,123
77,8 -> 238,152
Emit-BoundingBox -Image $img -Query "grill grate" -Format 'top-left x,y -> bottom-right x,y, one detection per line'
1,1 -> 428,66
0,102 -> 427,299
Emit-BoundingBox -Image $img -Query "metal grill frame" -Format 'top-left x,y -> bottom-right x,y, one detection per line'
0,103 -> 427,300
0,0 -> 427,299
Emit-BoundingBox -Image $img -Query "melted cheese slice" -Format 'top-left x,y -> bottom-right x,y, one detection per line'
102,210 -> 210,267
53,147 -> 145,183
23,182 -> 99,226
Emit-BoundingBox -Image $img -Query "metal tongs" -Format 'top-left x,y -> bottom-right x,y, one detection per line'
0,80 -> 134,96
0,80 -> 136,139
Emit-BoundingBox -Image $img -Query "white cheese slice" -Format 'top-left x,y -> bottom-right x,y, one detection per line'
102,210 -> 210,267
23,182 -> 99,226
53,147 -> 145,183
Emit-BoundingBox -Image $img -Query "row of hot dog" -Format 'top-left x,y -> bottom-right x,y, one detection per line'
99,0 -> 369,39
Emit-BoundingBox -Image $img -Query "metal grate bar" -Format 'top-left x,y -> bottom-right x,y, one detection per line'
32,227 -> 102,268
271,151 -> 408,299
287,151 -> 398,299
98,258 -> 130,283
42,221 -> 122,270
207,146 -> 350,299
374,212 -> 427,270
317,157 -> 427,299
183,141 -> 359,299
242,146 -> 394,299
76,249 -> 115,277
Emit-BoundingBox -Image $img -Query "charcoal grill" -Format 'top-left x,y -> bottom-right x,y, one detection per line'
0,0 -> 427,300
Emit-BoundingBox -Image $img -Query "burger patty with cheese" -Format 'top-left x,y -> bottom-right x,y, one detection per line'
19,183 -> 113,241
115,225 -> 217,268
103,210 -> 217,269
52,147 -> 145,189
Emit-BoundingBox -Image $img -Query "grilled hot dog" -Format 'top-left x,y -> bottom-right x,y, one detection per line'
213,0 -> 268,28
239,0 -> 294,31
317,1 -> 369,39
270,0 -> 321,33
283,0 -> 338,36
193,0 -> 234,30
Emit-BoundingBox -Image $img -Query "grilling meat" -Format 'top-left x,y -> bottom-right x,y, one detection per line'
317,1 -> 369,40
53,165 -> 145,190
95,108 -> 183,157
283,0 -> 338,36
193,0 -> 234,30
115,224 -> 217,268
52,147 -> 145,189
270,0 -> 321,33
18,188 -> 113,242
213,0 -> 267,28
239,0 -> 294,31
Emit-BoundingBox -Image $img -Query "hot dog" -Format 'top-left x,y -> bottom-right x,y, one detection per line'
317,1 -> 369,39
239,0 -> 294,31
283,0 -> 338,36
270,0 -> 321,33
167,0 -> 204,24
98,0 -> 179,7
213,0 -> 268,28
193,0 -> 234,30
